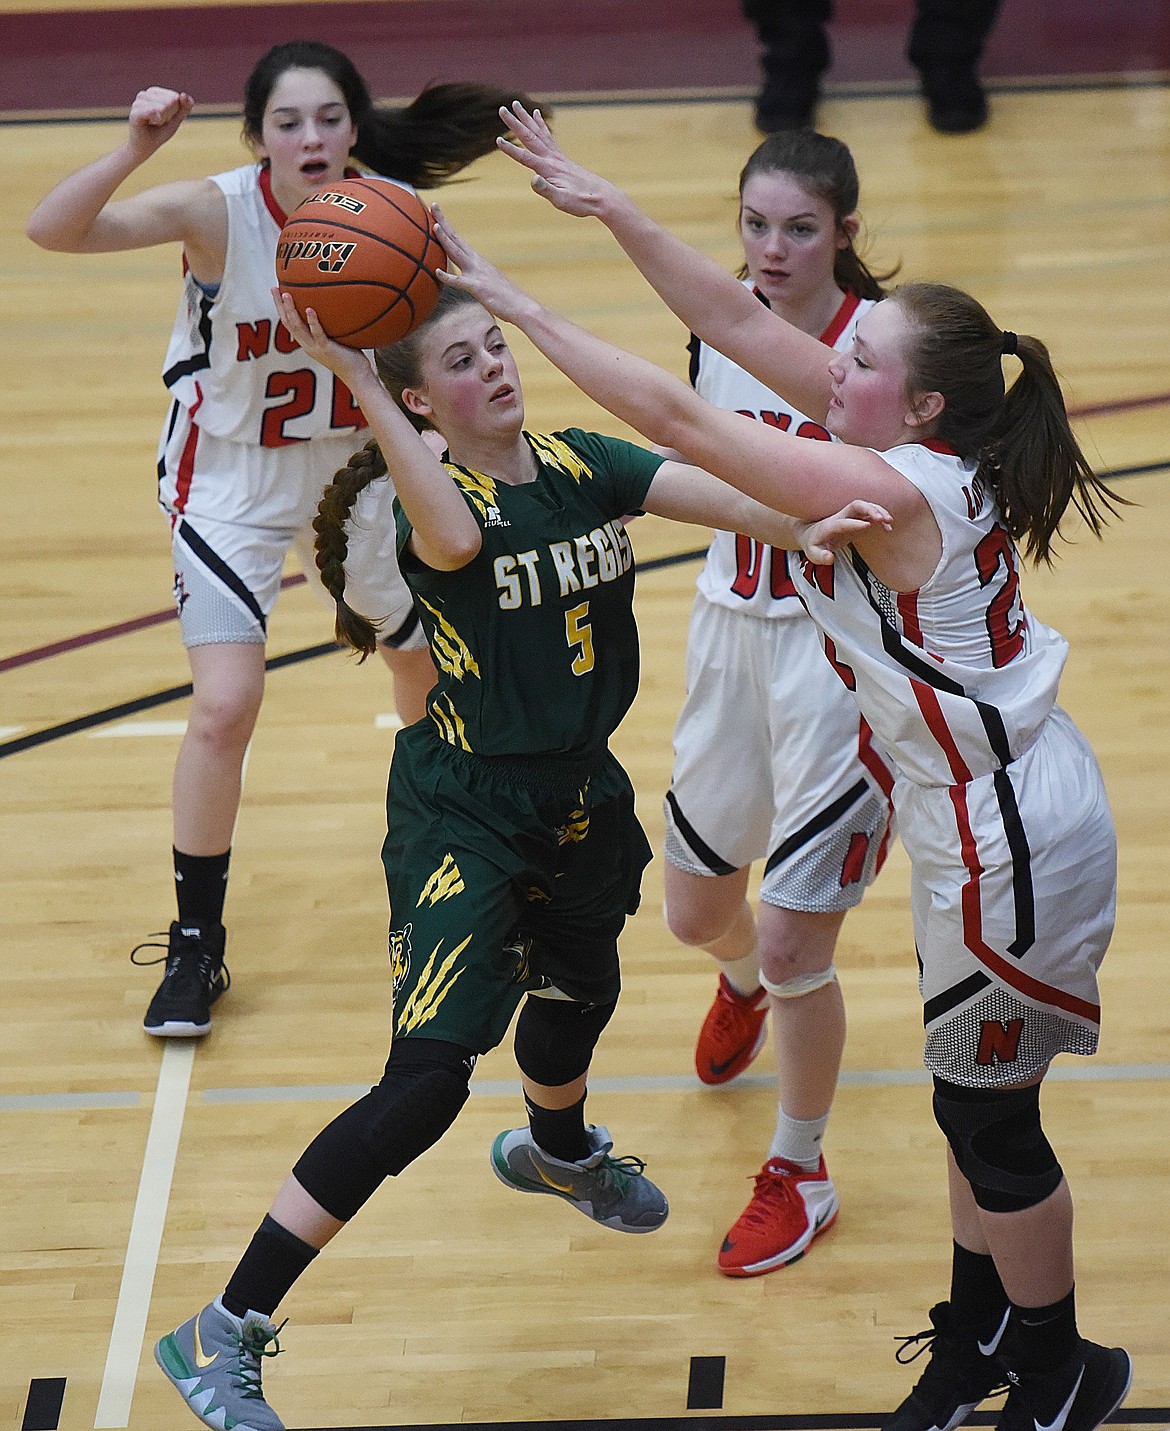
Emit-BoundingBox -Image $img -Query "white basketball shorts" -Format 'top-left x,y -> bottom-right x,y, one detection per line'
663,596 -> 894,913
901,705 -> 1115,1088
159,417 -> 421,650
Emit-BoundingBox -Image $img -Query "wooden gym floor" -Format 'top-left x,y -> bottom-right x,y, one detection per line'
1,32 -> 1169,1431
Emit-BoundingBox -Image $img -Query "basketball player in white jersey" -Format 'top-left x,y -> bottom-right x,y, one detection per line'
27,44 -> 531,1040
439,103 -> 1134,1431
657,132 -> 895,1278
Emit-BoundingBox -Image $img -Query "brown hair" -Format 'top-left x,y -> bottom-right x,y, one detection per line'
373,286 -> 483,428
312,286 -> 484,657
313,440 -> 389,659
243,41 -> 543,188
894,282 -> 1128,564
737,130 -> 897,301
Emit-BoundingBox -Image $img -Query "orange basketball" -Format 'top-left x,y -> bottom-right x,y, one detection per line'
275,178 -> 446,349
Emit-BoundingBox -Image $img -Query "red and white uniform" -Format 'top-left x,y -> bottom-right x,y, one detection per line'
792,441 -> 1114,1084
664,288 -> 894,912
157,163 -> 421,648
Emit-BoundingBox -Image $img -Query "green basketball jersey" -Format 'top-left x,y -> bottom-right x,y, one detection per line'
395,428 -> 663,759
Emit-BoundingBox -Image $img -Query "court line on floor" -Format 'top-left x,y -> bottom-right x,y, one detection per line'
0,572 -> 307,674
8,71 -> 1170,128
295,1413 -> 1167,1431
4,1062 -> 1170,1114
0,548 -> 709,759
4,448 -> 1167,682
6,445 -> 1169,756
93,1040 -> 195,1430
0,642 -> 341,758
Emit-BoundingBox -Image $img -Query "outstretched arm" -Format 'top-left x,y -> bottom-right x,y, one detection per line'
433,210 -> 912,528
495,102 -> 833,420
25,88 -> 228,264
643,461 -> 893,563
274,292 -> 482,571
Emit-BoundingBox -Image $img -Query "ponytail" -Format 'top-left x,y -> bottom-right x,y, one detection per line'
990,335 -> 1127,565
895,283 -> 1128,566
313,440 -> 390,660
242,43 -> 541,191
355,82 -> 544,188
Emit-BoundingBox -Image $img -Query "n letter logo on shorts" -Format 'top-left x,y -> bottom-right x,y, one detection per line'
976,1017 -> 1023,1066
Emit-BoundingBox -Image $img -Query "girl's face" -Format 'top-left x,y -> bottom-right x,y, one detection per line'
403,304 -> 525,442
254,67 -> 358,203
739,170 -> 854,310
825,299 -> 939,449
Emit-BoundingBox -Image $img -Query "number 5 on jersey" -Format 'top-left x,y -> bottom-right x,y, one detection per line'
565,602 -> 595,674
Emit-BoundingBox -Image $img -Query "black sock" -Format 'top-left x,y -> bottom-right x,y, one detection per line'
524,1092 -> 591,1163
222,1215 -> 319,1319
950,1241 -> 1010,1347
1013,1287 -> 1078,1376
174,847 -> 230,931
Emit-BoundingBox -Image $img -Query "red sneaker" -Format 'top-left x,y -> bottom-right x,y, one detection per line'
717,1155 -> 839,1277
695,973 -> 768,1085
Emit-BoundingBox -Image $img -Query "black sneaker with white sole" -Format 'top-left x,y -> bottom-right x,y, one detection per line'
997,1340 -> 1132,1431
884,1301 -> 1011,1431
135,922 -> 229,1037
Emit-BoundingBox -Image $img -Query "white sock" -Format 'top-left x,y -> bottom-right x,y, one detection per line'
717,947 -> 762,997
769,1106 -> 829,1170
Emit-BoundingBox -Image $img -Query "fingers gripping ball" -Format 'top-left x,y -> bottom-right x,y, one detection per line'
276,179 -> 446,349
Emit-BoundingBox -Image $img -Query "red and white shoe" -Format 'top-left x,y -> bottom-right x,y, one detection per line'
717,1155 -> 839,1277
695,973 -> 769,1085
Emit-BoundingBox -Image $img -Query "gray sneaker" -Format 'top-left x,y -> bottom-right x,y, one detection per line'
154,1296 -> 285,1431
490,1124 -> 668,1233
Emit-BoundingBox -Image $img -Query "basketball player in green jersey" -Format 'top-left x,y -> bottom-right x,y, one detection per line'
153,281 -> 890,1431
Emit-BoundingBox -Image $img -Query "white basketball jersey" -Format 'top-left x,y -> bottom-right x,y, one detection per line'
160,163 -> 372,447
693,286 -> 874,620
790,442 -> 1070,788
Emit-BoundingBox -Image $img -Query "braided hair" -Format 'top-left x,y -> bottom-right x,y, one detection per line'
313,288 -> 484,657
312,441 -> 390,660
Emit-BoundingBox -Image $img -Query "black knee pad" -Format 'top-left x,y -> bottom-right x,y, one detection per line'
294,1038 -> 475,1220
932,1077 -> 1063,1213
513,995 -> 618,1087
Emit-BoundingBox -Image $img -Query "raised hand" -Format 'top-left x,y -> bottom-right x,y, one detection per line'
496,102 -> 615,218
127,87 -> 195,159
271,289 -> 376,390
801,500 -> 893,565
431,206 -> 539,325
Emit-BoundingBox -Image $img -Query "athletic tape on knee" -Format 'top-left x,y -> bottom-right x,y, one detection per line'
513,994 -> 617,1087
760,963 -> 838,999
932,1077 -> 1063,1213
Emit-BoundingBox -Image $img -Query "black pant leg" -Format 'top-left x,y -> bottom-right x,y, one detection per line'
907,0 -> 1002,71
741,0 -> 834,86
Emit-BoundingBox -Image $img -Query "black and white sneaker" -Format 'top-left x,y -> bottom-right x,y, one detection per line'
134,922 -> 229,1037
998,1340 -> 1132,1431
884,1301 -> 1011,1431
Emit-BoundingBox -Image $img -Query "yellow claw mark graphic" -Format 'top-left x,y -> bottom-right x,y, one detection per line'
528,432 -> 593,483
430,694 -> 471,751
395,934 -> 472,1035
557,806 -> 590,846
446,463 -> 500,519
418,597 -> 480,681
418,853 -> 465,906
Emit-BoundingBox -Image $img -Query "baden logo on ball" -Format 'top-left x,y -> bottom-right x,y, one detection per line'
276,177 -> 447,349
